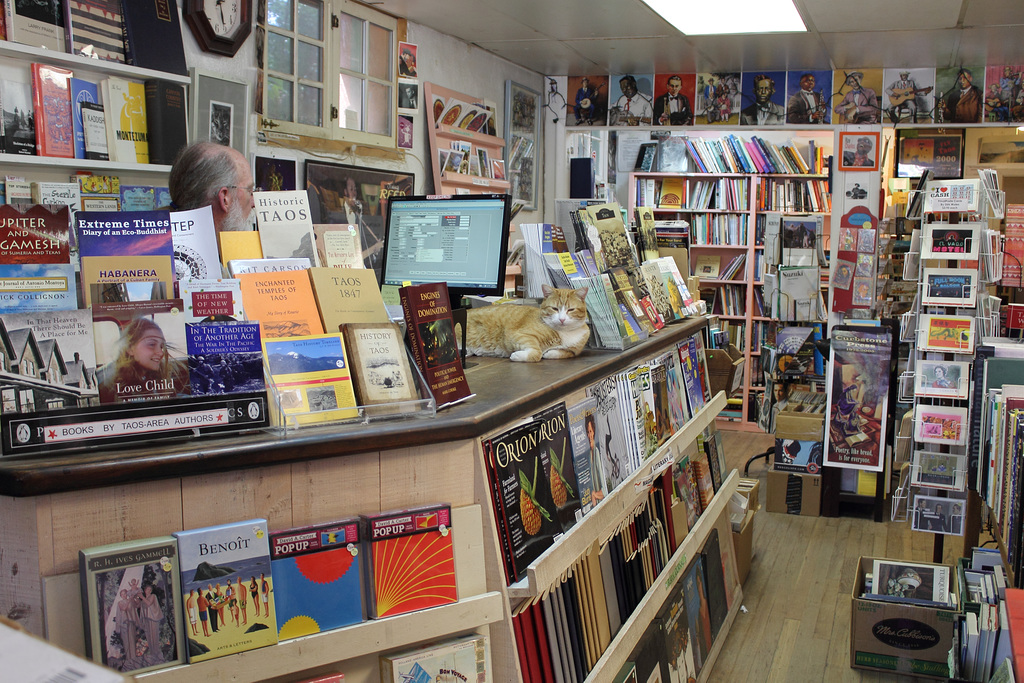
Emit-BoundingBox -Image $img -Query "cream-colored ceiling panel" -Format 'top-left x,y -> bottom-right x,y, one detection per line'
961,0 -> 1024,26
956,26 -> 1024,64
474,39 -> 608,77
823,29 -> 963,69
800,0 -> 965,32
685,32 -> 834,72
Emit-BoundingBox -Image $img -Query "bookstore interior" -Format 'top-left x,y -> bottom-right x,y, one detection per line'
8,1 -> 1024,682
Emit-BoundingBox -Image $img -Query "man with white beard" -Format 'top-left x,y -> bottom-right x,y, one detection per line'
168,141 -> 256,233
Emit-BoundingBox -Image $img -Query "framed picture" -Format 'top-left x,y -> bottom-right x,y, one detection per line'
918,314 -> 974,354
913,404 -> 969,446
505,80 -> 541,210
190,68 -> 248,158
921,223 -> 980,261
914,360 -> 971,399
921,267 -> 978,307
911,494 -> 965,536
253,155 -> 297,192
304,161 -> 415,280
895,131 -> 964,179
838,131 -> 880,172
910,451 -> 966,491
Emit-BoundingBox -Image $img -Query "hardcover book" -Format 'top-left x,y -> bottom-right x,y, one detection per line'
102,76 -> 149,164
398,282 -> 473,409
262,333 -> 358,423
380,634 -> 490,683
5,0 -> 65,51
313,224 -> 363,269
361,503 -> 457,618
186,321 -> 264,396
144,80 -> 188,165
121,0 -> 188,75
269,517 -> 364,640
169,205 -> 221,281
66,0 -> 125,62
533,402 -> 583,530
80,101 -> 109,160
228,257 -> 310,276
180,279 -> 244,323
31,63 -> 74,158
236,269 -> 324,338
340,322 -> 418,406
308,266 -> 390,329
254,190 -> 319,266
76,210 -> 175,307
79,535 -> 185,674
566,396 -> 598,512
173,519 -> 279,663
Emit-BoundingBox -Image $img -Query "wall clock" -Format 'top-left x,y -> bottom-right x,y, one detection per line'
184,0 -> 253,57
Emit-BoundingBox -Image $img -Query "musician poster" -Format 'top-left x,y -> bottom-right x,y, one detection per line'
785,69 -> 831,124
831,68 -> 883,125
567,75 -> 609,126
882,67 -> 935,124
824,325 -> 892,472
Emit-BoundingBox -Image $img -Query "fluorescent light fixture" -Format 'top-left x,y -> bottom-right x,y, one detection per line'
641,0 -> 807,35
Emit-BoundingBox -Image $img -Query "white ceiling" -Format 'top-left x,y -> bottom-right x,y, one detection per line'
374,0 -> 1024,76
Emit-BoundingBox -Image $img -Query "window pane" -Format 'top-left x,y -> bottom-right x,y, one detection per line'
267,0 -> 293,30
366,82 -> 391,136
338,73 -> 362,130
268,33 -> 294,75
336,13 -> 364,73
268,76 -> 294,121
298,84 -> 322,126
297,0 -> 322,39
366,23 -> 391,80
297,41 -> 321,82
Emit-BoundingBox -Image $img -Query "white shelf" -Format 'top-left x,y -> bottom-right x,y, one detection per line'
0,40 -> 190,84
0,152 -> 171,175
507,391 -> 727,600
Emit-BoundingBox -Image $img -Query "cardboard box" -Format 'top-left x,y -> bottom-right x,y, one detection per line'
766,469 -> 821,516
850,557 -> 956,679
736,477 -> 761,512
774,410 -> 825,474
732,507 -> 754,584
706,343 -> 744,396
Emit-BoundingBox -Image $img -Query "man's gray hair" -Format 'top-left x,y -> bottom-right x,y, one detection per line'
169,142 -> 240,210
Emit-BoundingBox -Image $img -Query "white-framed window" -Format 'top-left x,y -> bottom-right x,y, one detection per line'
263,0 -> 397,147
18,389 -> 33,413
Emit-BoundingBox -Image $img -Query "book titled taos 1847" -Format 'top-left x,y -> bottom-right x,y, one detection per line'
398,282 -> 472,409
361,503 -> 457,619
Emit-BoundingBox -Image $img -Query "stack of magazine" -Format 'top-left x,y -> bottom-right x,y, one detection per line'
862,559 -> 956,608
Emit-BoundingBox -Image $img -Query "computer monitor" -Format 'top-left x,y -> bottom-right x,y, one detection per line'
379,193 -> 511,307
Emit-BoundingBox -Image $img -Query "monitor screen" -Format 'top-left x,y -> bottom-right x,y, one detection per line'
379,194 -> 511,305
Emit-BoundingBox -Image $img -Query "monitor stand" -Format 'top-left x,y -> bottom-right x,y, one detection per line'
451,306 -> 476,369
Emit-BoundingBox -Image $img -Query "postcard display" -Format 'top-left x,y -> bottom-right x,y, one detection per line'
890,177 -> 1005,533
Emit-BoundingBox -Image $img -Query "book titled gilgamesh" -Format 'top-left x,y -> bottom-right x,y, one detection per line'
144,80 -> 187,165
79,535 -> 185,675
398,282 -> 473,409
173,519 -> 279,663
0,204 -> 75,312
269,518 -> 364,640
76,210 -> 175,307
31,63 -> 74,158
102,76 -> 149,164
236,269 -> 324,338
341,322 -> 419,406
361,503 -> 457,619
308,266 -> 390,330
262,333 -> 358,423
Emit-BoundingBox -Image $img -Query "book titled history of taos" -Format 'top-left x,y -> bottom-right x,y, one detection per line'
236,269 -> 324,339
253,190 -> 319,266
361,503 -> 457,618
186,321 -> 265,396
31,63 -> 75,158
173,519 -> 279,663
77,210 -> 175,307
262,333 -> 358,424
79,535 -> 185,675
398,282 -> 472,409
269,517 -> 364,640
341,322 -> 419,406
102,76 -> 149,164
0,204 -> 76,312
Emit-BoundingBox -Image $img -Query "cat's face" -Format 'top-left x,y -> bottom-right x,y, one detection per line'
540,286 -> 589,330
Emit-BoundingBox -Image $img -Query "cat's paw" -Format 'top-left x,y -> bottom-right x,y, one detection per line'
510,349 -> 542,362
542,348 -> 575,359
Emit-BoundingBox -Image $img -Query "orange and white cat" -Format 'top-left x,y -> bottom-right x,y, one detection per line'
464,285 -> 590,362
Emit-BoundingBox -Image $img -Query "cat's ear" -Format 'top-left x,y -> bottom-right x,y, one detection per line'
573,286 -> 589,299
541,284 -> 554,297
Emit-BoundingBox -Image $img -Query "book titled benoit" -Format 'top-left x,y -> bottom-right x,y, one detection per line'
398,282 -> 472,409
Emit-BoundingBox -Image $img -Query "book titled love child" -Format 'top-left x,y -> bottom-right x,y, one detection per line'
173,519 -> 278,663
361,503 -> 457,619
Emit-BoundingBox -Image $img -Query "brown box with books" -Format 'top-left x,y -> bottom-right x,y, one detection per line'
850,556 -> 956,679
732,507 -> 754,584
766,470 -> 820,516
705,343 -> 744,396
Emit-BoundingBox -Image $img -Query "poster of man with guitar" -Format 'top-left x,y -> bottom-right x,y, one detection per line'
833,71 -> 881,124
884,68 -> 934,123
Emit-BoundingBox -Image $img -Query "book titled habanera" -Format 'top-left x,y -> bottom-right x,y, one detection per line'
398,282 -> 472,409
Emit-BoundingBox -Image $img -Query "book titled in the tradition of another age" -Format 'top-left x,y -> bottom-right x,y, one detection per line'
308,266 -> 390,330
398,282 -> 472,409
361,503 -> 457,618
169,205 -> 220,281
102,76 -> 149,164
76,210 -> 174,307
144,80 -> 188,165
180,279 -> 244,323
262,333 -> 358,423
186,321 -> 264,396
69,77 -> 99,159
31,63 -> 75,158
5,0 -> 65,52
0,204 -> 75,312
341,322 -> 419,406
79,535 -> 185,675
254,190 -> 319,266
269,517 -> 365,640
533,402 -> 583,530
313,224 -> 363,269
173,519 -> 279,663
236,269 -> 324,338
380,634 -> 491,683
120,0 -> 188,75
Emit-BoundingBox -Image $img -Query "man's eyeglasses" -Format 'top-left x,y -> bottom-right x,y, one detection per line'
225,184 -> 260,194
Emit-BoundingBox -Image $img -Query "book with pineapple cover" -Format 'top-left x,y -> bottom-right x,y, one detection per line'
398,281 -> 472,409
262,333 -> 357,424
533,401 -> 583,530
79,535 -> 185,675
361,503 -> 457,618
186,321 -> 264,396
380,634 -> 491,683
31,63 -> 74,158
76,210 -> 175,307
173,519 -> 278,663
269,517 -> 364,640
487,419 -> 564,583
566,396 -> 598,513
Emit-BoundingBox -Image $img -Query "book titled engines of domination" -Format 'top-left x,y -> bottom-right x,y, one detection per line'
398,282 -> 472,409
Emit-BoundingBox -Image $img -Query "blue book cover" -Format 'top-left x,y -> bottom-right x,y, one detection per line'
0,263 -> 77,312
120,0 -> 187,75
186,321 -> 265,396
120,185 -> 157,212
69,78 -> 99,160
173,519 -> 278,663
76,210 -> 174,307
269,518 -> 364,640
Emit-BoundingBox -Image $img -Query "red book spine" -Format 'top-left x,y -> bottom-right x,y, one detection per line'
31,63 -> 75,158
512,609 -> 534,683
520,602 -> 545,683
532,600 -> 556,683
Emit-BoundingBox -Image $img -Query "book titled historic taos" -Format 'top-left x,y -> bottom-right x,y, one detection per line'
269,518 -> 364,640
254,190 -> 319,266
186,321 -> 264,396
308,266 -> 390,330
170,205 -> 221,281
180,279 -> 244,323
381,634 -> 491,683
173,519 -> 279,663
398,282 -> 473,409
77,209 -> 175,307
361,503 -> 457,618
341,322 -> 419,406
102,76 -> 149,164
31,63 -> 74,158
0,307 -> 98,414
0,204 -> 75,312
262,333 -> 358,424
79,535 -> 185,675
313,224 -> 363,268
236,269 -> 324,338
533,402 -> 583,530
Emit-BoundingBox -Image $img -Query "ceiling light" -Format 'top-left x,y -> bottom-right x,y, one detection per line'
641,0 -> 807,35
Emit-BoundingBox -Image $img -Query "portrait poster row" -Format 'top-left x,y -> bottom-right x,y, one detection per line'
567,64 -> 1024,128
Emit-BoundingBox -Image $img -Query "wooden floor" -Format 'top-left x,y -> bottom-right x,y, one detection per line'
709,429 -> 981,683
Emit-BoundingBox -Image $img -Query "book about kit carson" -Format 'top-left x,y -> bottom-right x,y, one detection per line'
398,282 -> 472,409
173,519 -> 279,663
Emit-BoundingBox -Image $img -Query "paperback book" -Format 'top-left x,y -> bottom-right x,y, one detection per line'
31,63 -> 74,158
870,560 -> 952,604
399,282 -> 473,409
0,63 -> 36,155
186,321 -> 264,396
0,204 -> 75,312
236,269 -> 324,338
169,205 -> 221,281
308,266 -> 390,330
65,0 -> 124,61
584,375 -> 633,494
380,634 -> 490,683
76,210 -> 175,307
254,190 -> 319,266
179,279 -> 245,323
313,224 -> 363,269
533,402 -> 583,530
340,322 -> 419,407
262,333 -> 358,424
228,257 -> 310,276
102,76 -> 149,164
566,396 -> 598,512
